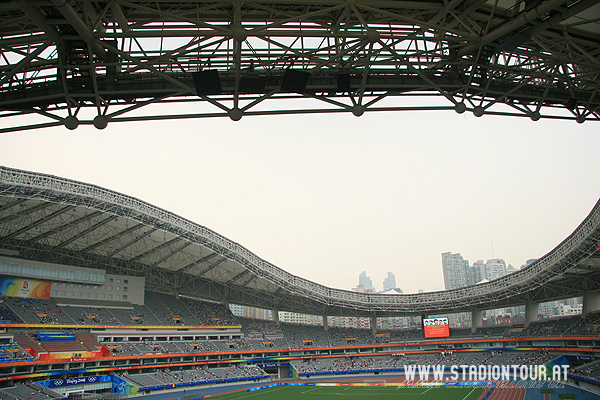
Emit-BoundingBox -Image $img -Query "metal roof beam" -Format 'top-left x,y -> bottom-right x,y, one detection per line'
127,236 -> 182,263
79,222 -> 149,253
459,0 -> 572,56
43,214 -> 117,253
95,227 -> 159,263
174,253 -> 219,274
0,201 -> 55,226
140,241 -> 192,273
24,210 -> 104,244
12,0 -> 66,53
0,205 -> 73,245
176,257 -> 228,290
51,0 -> 107,59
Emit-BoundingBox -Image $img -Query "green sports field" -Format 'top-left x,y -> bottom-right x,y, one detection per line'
208,385 -> 485,399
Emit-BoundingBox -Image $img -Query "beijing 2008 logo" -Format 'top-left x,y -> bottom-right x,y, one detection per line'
22,281 -> 28,289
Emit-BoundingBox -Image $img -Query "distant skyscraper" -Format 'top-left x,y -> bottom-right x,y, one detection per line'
469,260 -> 485,285
229,304 -> 244,317
229,304 -> 272,320
279,311 -> 308,324
359,271 -> 374,290
383,272 -> 396,291
441,252 -> 469,289
483,259 -> 506,281
464,258 -> 508,285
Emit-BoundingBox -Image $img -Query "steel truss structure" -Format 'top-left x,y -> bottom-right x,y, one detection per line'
1,166 -> 600,317
1,0 -> 600,133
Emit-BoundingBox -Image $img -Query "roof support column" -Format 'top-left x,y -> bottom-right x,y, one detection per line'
525,302 -> 539,328
583,291 -> 600,317
51,0 -> 106,58
272,309 -> 279,326
13,0 -> 66,53
323,314 -> 329,331
371,315 -> 377,335
471,310 -> 483,334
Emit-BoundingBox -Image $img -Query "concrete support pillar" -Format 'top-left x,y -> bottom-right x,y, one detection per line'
272,309 -> 279,325
471,310 -> 483,334
371,315 -> 378,334
524,302 -> 539,328
323,315 -> 329,331
583,291 -> 600,317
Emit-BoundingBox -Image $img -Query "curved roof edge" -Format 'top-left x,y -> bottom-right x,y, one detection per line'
1,166 -> 600,315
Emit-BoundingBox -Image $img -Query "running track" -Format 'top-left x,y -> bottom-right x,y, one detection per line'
487,381 -> 527,400
301,376 -> 527,400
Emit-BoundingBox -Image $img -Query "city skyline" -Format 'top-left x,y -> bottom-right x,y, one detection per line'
442,252 -> 516,291
1,104 -> 599,294
357,253 -> 517,292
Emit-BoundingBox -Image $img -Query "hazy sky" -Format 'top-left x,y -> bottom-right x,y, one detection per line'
1,103 -> 599,294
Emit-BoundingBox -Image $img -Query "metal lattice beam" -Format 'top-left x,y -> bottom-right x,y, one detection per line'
1,166 -> 600,317
0,0 -> 599,133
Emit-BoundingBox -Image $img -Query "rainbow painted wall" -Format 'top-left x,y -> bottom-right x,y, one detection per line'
0,277 -> 50,298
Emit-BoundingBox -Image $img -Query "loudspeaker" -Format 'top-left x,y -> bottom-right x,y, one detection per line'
566,98 -> 577,110
192,70 -> 222,96
280,69 -> 310,93
239,77 -> 267,94
337,74 -> 351,92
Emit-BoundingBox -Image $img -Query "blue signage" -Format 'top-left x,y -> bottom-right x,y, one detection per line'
38,375 -> 112,388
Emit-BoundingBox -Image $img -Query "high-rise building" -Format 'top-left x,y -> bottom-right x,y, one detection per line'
468,260 -> 485,285
441,252 -> 469,289
383,272 -> 396,291
483,259 -> 507,281
229,304 -> 244,317
328,315 -> 371,329
229,304 -> 271,320
359,271 -> 374,290
466,258 -> 508,285
279,311 -> 308,324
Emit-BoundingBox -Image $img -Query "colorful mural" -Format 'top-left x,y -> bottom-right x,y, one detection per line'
0,277 -> 50,298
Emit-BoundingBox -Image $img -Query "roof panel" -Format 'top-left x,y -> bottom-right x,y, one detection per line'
1,166 -> 600,316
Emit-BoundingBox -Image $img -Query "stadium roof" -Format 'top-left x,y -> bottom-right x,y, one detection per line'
1,0 -> 600,132
1,166 -> 600,317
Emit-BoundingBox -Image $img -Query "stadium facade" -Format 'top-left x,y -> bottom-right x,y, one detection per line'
1,167 -> 600,397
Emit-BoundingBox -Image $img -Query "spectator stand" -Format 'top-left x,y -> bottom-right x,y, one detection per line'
144,292 -> 202,326
0,383 -> 66,400
119,365 -> 269,393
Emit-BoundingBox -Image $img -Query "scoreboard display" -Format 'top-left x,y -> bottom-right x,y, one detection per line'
423,317 -> 450,338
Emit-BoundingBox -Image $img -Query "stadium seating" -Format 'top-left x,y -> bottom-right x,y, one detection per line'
144,292 -> 202,326
5,291 -> 600,399
0,384 -> 64,400
181,298 -> 240,326
120,365 -> 268,389
4,298 -> 75,325
291,351 -> 557,375
107,305 -> 164,326
564,311 -> 600,336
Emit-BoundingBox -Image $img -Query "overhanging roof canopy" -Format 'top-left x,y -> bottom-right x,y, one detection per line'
1,0 -> 600,132
1,166 -> 600,317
